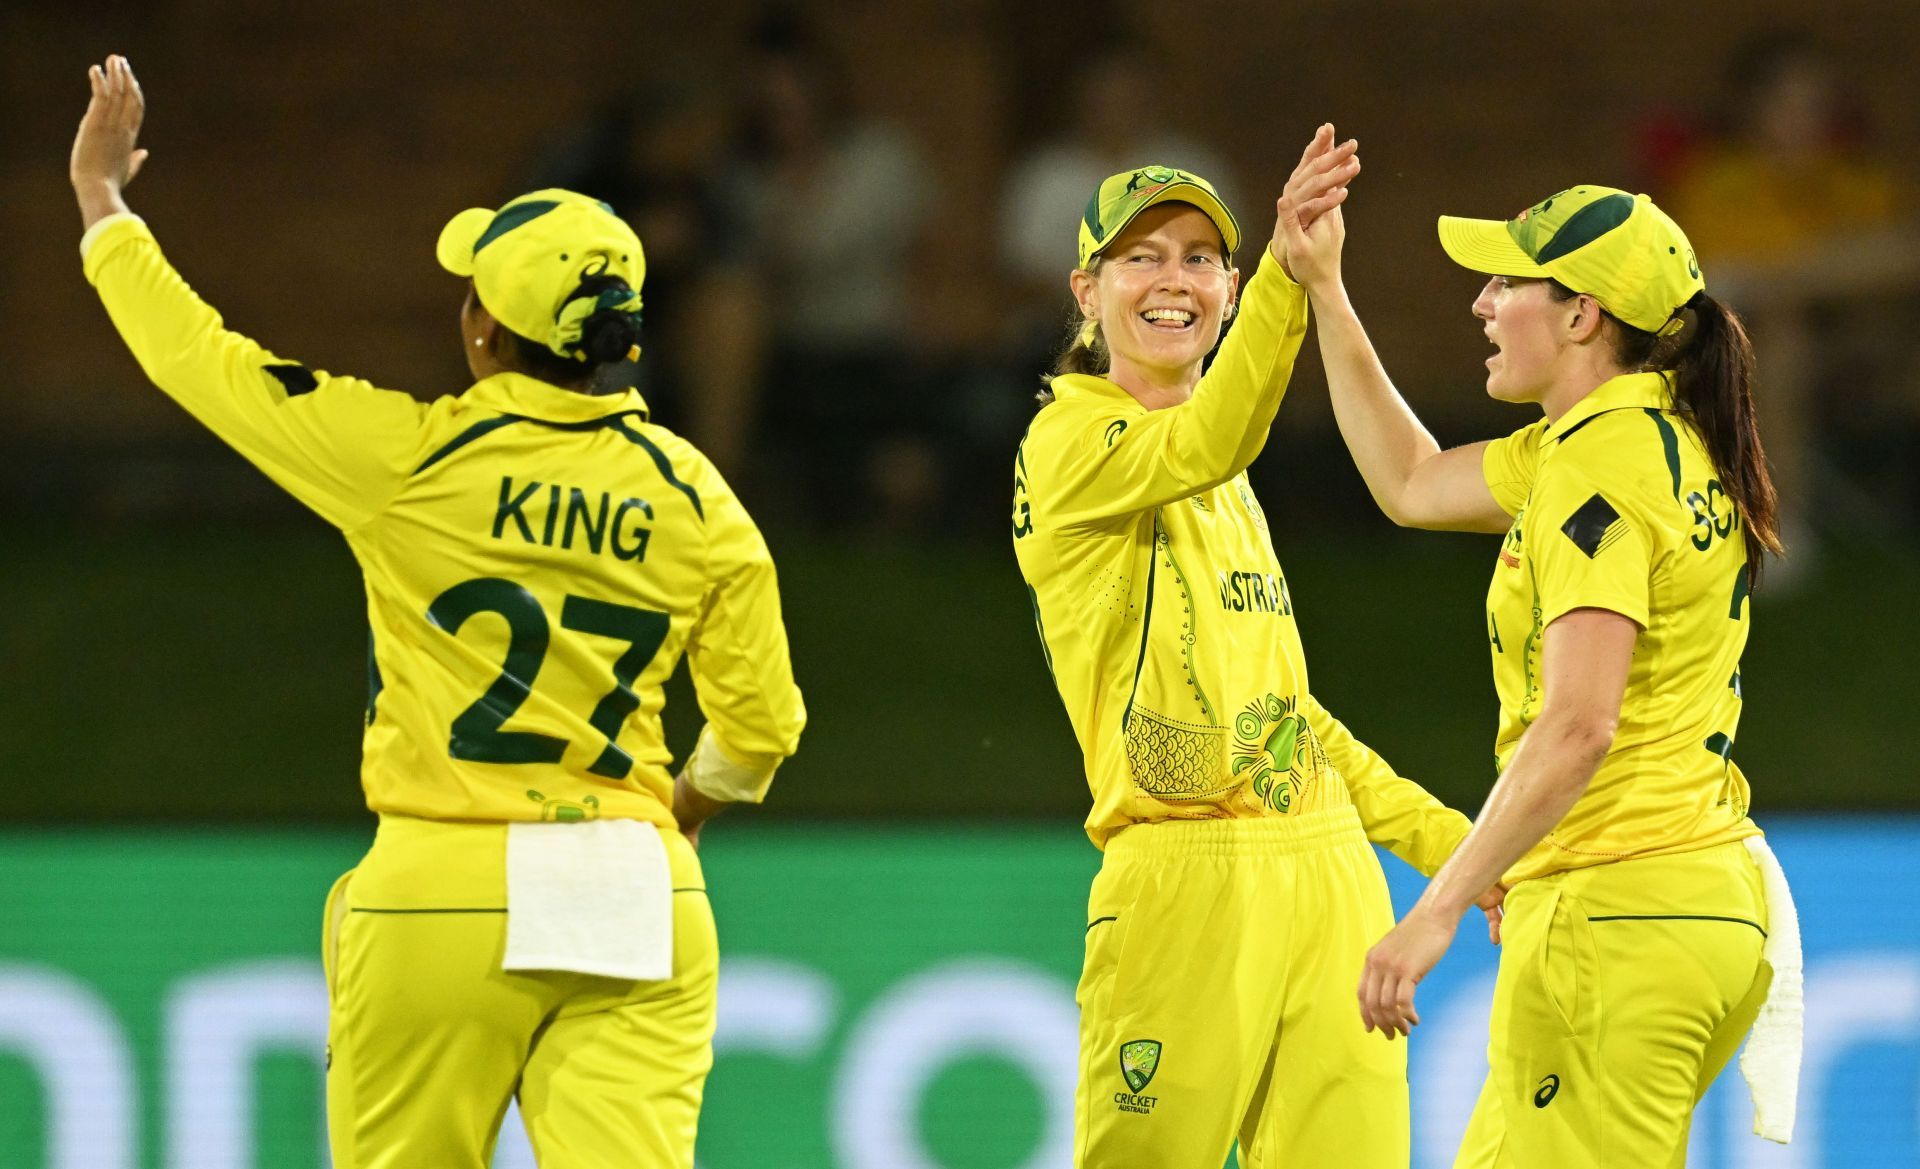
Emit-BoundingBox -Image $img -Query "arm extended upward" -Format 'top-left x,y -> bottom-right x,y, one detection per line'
1273,186 -> 1511,533
1309,287 -> 1509,532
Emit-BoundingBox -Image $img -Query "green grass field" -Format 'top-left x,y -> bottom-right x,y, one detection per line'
0,520 -> 1908,822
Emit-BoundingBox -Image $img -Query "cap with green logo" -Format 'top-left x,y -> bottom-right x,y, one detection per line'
437,189 -> 646,360
1437,186 -> 1703,335
1078,165 -> 1241,269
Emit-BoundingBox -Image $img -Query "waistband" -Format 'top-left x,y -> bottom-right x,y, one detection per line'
1105,805 -> 1365,860
351,813 -> 702,909
1518,837 -> 1766,926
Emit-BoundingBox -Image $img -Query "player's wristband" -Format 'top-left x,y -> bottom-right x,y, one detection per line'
683,725 -> 780,805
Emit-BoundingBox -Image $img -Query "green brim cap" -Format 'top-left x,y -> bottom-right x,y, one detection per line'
1078,165 -> 1241,269
1437,185 -> 1704,334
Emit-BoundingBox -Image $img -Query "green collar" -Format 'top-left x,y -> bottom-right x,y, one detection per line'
1548,371 -> 1671,442
461,372 -> 650,423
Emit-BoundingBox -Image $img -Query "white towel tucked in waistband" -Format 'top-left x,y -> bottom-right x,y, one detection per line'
1739,834 -> 1802,1144
503,819 -> 673,981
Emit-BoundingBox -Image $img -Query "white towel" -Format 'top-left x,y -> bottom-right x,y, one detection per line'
502,819 -> 674,981
1739,834 -> 1802,1144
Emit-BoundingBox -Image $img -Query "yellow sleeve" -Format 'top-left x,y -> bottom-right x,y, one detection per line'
681,465 -> 806,804
1304,692 -> 1470,877
1026,250 -> 1309,528
1526,443 -> 1658,630
82,214 -> 429,531
1481,417 -> 1548,518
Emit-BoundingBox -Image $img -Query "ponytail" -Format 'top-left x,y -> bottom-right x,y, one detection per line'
1038,260 -> 1109,405
1549,282 -> 1783,584
1666,292 -> 1782,582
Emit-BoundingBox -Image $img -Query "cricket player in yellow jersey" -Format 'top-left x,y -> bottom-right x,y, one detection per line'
1014,127 -> 1482,1169
71,58 -> 804,1169
1283,181 -> 1805,1164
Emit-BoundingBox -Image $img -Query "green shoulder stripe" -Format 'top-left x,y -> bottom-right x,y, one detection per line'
608,418 -> 705,521
1645,408 -> 1683,501
414,416 -> 525,475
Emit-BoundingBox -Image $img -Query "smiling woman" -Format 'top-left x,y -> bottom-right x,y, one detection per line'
1009,134 -> 1488,1169
1044,173 -> 1240,394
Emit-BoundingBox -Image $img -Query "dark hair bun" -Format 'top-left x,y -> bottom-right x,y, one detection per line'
580,309 -> 642,365
566,272 -> 641,366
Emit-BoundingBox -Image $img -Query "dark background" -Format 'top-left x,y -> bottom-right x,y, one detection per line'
2,0 -> 1915,823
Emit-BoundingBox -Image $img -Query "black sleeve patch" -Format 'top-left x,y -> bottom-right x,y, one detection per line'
264,363 -> 319,397
1560,492 -> 1628,558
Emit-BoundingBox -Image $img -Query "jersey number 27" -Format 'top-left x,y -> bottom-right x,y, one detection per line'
428,577 -> 669,780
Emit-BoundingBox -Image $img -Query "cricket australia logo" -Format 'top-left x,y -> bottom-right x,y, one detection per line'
1235,481 -> 1269,533
1120,1040 -> 1161,1092
1126,166 -> 1180,199
1498,511 -> 1525,569
1232,694 -> 1325,813
1114,1039 -> 1162,1114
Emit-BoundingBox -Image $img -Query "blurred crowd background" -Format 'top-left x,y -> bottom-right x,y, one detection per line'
2,0 -> 1918,822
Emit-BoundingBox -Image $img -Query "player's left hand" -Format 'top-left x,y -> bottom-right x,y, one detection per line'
671,772 -> 726,851
71,54 -> 148,228
1477,883 -> 1507,944
1357,905 -> 1459,1039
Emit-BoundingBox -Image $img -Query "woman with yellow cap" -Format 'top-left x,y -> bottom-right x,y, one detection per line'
1013,127 -> 1487,1168
70,56 -> 804,1169
1279,181 -> 1803,1163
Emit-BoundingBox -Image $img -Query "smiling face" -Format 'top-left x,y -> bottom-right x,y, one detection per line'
1074,203 -> 1238,396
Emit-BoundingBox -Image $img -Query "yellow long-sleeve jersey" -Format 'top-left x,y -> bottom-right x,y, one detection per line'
83,214 -> 805,828
1012,251 -> 1469,868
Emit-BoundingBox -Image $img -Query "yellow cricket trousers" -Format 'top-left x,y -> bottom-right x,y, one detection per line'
1076,805 -> 1408,1168
1456,838 -> 1772,1168
323,816 -> 718,1169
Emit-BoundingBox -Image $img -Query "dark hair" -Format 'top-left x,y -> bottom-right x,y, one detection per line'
503,272 -> 643,391
1547,280 -> 1783,581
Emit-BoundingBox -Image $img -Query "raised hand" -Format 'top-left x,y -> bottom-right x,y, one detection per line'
1268,124 -> 1360,280
71,54 -> 148,229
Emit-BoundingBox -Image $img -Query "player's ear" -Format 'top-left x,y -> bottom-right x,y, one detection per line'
1069,268 -> 1100,324
469,303 -> 506,355
1565,292 -> 1606,345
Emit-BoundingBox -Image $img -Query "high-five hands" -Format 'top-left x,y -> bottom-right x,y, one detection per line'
1269,124 -> 1359,280
1275,124 -> 1357,293
71,54 -> 148,230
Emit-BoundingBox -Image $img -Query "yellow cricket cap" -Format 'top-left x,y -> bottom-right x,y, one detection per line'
1437,185 -> 1704,335
1077,165 -> 1241,270
436,189 -> 646,360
